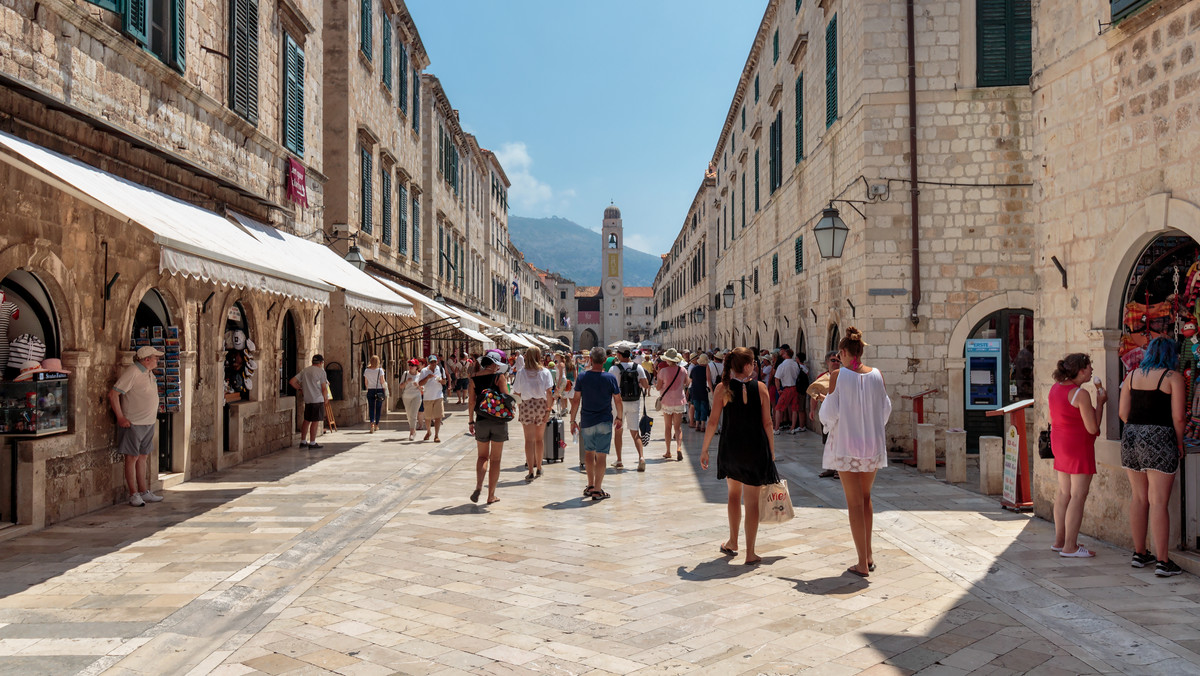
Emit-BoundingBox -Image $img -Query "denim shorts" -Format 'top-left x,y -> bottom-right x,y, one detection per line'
581,422 -> 613,454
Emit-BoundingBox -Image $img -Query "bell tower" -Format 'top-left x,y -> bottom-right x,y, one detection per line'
601,203 -> 625,346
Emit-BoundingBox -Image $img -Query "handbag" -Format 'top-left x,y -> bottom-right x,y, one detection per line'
759,480 -> 795,525
1038,426 -> 1053,459
639,391 -> 654,445
654,366 -> 682,412
476,374 -> 515,421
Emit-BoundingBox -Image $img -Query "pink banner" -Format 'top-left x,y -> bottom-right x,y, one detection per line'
287,157 -> 308,207
578,311 -> 600,324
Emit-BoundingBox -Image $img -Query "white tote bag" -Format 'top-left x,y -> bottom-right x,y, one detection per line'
759,480 -> 795,525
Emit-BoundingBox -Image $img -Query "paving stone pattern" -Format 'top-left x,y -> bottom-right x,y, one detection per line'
3,405 -> 1200,675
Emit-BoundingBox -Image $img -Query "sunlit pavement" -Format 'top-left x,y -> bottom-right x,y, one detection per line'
3,405 -> 1200,675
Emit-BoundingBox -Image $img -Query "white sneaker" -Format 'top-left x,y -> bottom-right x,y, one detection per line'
129,493 -> 145,507
141,491 -> 163,503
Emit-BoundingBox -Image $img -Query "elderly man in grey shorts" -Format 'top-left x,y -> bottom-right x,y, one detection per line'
109,346 -> 166,507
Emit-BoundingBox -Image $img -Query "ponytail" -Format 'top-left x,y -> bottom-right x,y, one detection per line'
722,347 -> 756,405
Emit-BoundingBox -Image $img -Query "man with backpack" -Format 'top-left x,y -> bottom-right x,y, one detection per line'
609,347 -> 649,471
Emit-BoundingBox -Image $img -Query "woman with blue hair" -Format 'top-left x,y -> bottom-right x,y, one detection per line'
1119,337 -> 1186,576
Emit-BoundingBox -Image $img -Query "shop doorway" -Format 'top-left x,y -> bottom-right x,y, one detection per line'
132,290 -> 177,473
962,309 -> 1034,453
580,329 -> 598,350
828,324 -> 840,352
279,311 -> 298,398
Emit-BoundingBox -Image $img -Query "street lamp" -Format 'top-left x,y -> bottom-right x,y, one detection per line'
723,284 -> 735,308
814,206 -> 850,259
326,231 -> 367,270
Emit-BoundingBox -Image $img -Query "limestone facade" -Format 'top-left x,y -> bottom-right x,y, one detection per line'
653,0 -> 1037,452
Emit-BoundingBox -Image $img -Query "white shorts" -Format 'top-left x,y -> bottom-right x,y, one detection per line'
662,405 -> 686,415
614,400 -> 641,430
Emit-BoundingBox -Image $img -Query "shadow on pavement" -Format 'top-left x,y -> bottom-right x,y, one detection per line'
676,559 -> 762,581
427,504 -> 486,516
779,573 -> 868,595
542,498 -> 600,510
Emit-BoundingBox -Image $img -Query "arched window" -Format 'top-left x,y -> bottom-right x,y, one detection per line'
608,233 -> 618,249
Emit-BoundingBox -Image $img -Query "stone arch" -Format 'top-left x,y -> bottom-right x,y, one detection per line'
120,268 -> 183,345
945,291 -> 1038,429
0,242 -> 80,350
580,328 -> 598,351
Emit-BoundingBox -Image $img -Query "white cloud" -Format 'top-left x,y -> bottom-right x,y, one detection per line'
623,232 -> 658,254
495,142 -> 571,215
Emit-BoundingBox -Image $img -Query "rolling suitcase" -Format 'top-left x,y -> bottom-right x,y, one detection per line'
544,416 -> 565,463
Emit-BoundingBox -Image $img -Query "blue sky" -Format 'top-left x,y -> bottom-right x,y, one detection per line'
407,1 -> 768,256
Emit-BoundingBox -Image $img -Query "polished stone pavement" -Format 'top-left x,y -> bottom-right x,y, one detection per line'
4,404 -> 1200,675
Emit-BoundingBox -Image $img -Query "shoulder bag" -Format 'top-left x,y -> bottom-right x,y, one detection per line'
654,367 -> 681,412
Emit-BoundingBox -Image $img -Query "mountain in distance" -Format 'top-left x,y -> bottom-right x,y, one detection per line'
507,215 -> 662,287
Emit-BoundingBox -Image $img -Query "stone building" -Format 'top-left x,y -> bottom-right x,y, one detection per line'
652,0 -> 1037,453
1032,0 -> 1200,562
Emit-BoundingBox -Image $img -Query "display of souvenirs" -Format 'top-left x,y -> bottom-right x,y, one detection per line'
223,331 -> 256,402
0,371 -> 68,436
131,325 -> 182,413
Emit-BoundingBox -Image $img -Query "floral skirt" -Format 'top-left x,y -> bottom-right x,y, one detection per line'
519,397 -> 550,426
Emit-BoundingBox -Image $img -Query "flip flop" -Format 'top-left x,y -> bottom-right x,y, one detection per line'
868,563 -> 876,572
847,566 -> 869,577
744,558 -> 762,566
470,489 -> 481,503
720,546 -> 737,556
486,498 -> 500,505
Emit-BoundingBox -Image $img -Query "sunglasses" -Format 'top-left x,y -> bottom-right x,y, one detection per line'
830,358 -> 841,364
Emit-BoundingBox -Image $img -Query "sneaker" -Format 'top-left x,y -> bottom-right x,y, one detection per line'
1131,551 -> 1156,568
129,493 -> 145,507
140,491 -> 163,503
637,459 -> 646,472
1155,559 -> 1183,577
773,429 -> 783,436
298,441 -> 309,448
789,427 -> 802,435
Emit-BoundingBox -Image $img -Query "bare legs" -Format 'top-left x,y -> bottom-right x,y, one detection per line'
662,412 -> 682,458
521,422 -> 544,478
839,470 -> 877,575
1126,468 -> 1176,562
1053,471 -> 1093,554
723,479 -> 762,564
474,440 -> 503,504
586,450 -> 606,494
123,454 -> 148,494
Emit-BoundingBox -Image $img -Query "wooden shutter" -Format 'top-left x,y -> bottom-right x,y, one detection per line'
360,0 -> 372,59
412,68 -> 420,132
977,0 -> 1009,86
438,225 -> 444,276
229,0 -> 259,124
398,183 -> 408,254
381,19 -> 392,89
773,30 -> 779,63
795,74 -> 804,162
381,169 -> 392,246
754,268 -> 759,293
772,254 -> 778,284
398,46 -> 408,112
826,15 -> 837,127
124,0 -> 149,46
169,0 -> 186,72
283,34 -> 304,155
1012,0 -> 1032,84
753,149 -> 760,211
794,236 -> 803,273
412,195 -> 420,261
1112,0 -> 1151,20
360,147 -> 372,234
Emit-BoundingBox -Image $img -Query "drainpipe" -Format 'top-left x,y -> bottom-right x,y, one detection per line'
906,0 -> 922,326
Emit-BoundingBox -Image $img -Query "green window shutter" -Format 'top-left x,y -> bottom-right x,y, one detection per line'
283,34 -> 304,155
398,46 -> 408,112
795,0 -> 802,11
772,254 -> 778,284
977,0 -> 1009,86
753,268 -> 759,293
412,68 -> 420,132
753,149 -> 760,212
412,195 -> 420,261
360,147 -> 372,234
773,30 -> 779,63
1012,0 -> 1032,84
740,175 -> 746,229
754,75 -> 760,102
398,183 -> 408,255
794,236 -> 803,273
88,0 -> 120,13
1112,0 -> 1151,21
381,19 -> 392,90
768,120 -> 777,194
360,0 -> 372,59
438,224 -> 444,276
826,15 -> 838,127
741,107 -> 745,131
124,0 -> 149,45
795,74 -> 804,162
229,0 -> 259,124
729,190 -> 735,240
381,169 -> 392,246
169,0 -> 186,72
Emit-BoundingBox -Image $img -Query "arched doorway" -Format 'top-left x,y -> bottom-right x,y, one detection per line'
773,330 -> 780,350
796,327 -> 807,364
557,335 -> 571,348
132,289 -> 177,472
963,309 -> 1034,452
828,324 -> 840,352
580,328 -> 598,350
280,311 -> 298,398
1,270 -> 61,380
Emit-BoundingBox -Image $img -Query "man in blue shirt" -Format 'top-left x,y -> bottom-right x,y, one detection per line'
571,346 -> 623,501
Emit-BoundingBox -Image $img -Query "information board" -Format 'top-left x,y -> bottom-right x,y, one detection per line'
1003,424 -> 1020,506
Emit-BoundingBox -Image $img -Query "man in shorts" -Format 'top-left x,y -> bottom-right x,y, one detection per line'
571,346 -> 623,501
290,354 -> 329,449
419,354 -> 447,442
609,347 -> 649,471
110,346 -> 166,506
773,348 -> 802,434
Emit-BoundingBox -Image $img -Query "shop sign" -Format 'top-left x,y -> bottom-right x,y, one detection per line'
287,158 -> 308,207
1002,425 -> 1019,506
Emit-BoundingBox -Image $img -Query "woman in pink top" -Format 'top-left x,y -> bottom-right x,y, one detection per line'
656,348 -> 690,462
1048,353 -> 1107,558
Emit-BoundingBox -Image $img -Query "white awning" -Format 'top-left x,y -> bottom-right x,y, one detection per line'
508,333 -> 537,349
458,326 -> 494,346
0,130 -> 333,305
370,275 -> 495,349
229,214 -> 413,317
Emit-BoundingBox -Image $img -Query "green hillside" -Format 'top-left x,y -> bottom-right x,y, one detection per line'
508,215 -> 661,287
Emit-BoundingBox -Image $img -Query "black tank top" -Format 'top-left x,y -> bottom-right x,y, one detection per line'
1127,369 -> 1174,426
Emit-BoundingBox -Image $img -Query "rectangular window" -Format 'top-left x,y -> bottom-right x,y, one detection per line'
772,253 -> 778,285
381,18 -> 392,89
381,168 -> 392,246
740,176 -> 746,229
412,68 -> 420,132
1112,0 -> 1152,20
741,107 -> 746,131
753,149 -> 760,212
729,191 -> 735,240
360,147 -> 373,234
795,236 -> 804,273
754,75 -> 760,102
826,15 -> 838,128
753,268 -> 759,294
398,183 -> 408,255
398,46 -> 408,113
438,224 -> 445,276
282,34 -> 304,156
411,194 -> 420,261
768,119 -> 778,194
773,29 -> 779,63
147,0 -> 185,71
977,0 -> 1032,86
359,0 -> 372,59
229,0 -> 259,123
794,74 -> 804,163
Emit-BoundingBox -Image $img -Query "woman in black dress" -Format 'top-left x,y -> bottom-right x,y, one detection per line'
700,346 -> 779,565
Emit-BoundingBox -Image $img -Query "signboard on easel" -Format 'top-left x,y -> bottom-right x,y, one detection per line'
1003,425 -> 1019,506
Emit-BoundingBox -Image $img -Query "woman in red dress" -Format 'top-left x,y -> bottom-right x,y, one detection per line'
1048,353 -> 1107,557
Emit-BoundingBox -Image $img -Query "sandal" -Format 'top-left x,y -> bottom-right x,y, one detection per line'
486,497 -> 500,505
470,488 -> 481,503
847,566 -> 869,577
613,461 -> 624,469
591,490 -> 611,501
676,451 -> 683,461
720,545 -> 737,556
536,468 -> 542,478
1059,546 -> 1094,558
583,485 -> 595,497
525,473 -> 535,482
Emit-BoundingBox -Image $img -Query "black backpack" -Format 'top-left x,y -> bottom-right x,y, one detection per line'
617,363 -> 641,402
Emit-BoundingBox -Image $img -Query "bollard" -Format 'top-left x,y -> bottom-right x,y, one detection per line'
980,435 -> 1004,495
946,428 -> 967,483
917,423 -> 937,473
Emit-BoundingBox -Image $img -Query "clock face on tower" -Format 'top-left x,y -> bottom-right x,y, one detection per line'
606,280 -> 620,295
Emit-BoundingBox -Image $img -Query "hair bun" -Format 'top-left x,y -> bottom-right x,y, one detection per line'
845,327 -> 863,342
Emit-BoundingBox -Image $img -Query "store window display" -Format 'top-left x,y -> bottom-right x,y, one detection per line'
223,303 -> 256,402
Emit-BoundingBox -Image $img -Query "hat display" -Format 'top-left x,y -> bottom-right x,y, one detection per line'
661,348 -> 683,364
135,346 -> 165,360
39,358 -> 70,375
13,359 -> 49,382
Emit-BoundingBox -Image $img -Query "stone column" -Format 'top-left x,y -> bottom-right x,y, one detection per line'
946,428 -> 967,483
980,435 -> 1004,495
917,423 -> 937,473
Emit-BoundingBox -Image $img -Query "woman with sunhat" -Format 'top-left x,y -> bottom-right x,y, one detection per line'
656,348 -> 690,461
